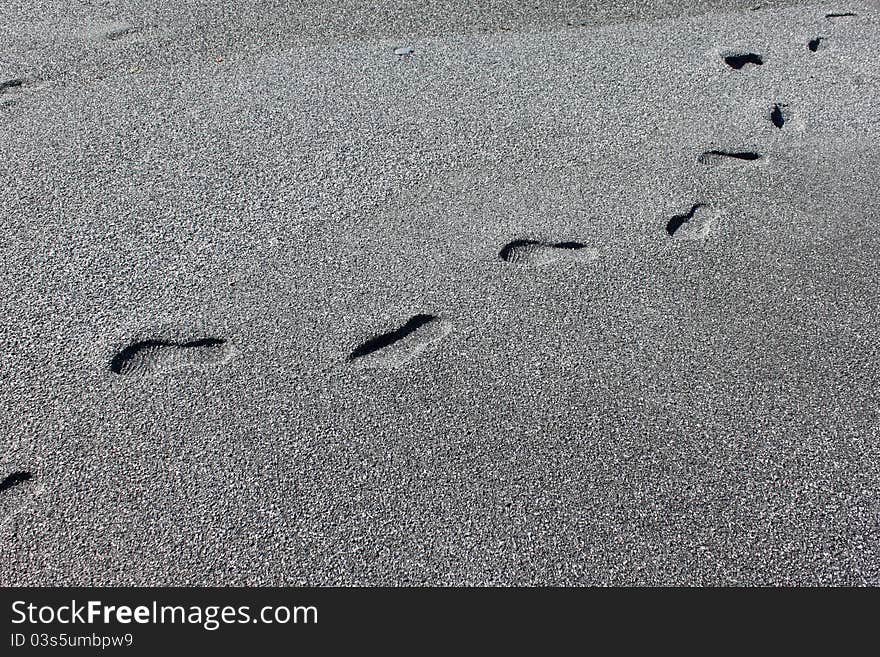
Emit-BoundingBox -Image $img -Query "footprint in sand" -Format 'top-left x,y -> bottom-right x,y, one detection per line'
666,204 -> 721,240
0,78 -> 26,95
808,36 -> 829,51
111,338 -> 235,376
1,78 -> 28,107
0,470 -> 38,523
499,240 -> 599,265
348,314 -> 452,369
722,52 -> 764,70
1,76 -> 49,108
698,149 -> 764,165
77,22 -> 147,41
106,25 -> 142,41
770,103 -> 789,129
769,102 -> 805,131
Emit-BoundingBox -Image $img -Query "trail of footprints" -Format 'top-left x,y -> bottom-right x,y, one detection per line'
0,8 -> 863,548
95,9 -> 860,373
677,10 -> 857,238
1,24 -> 155,518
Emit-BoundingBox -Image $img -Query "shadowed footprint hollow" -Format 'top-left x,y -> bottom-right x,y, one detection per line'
667,204 -> 705,237
0,471 -> 32,494
666,203 -> 719,240
770,103 -> 787,128
698,150 -> 763,165
723,52 -> 764,69
349,314 -> 452,368
499,240 -> 598,265
0,79 -> 25,94
111,338 -> 233,375
107,25 -> 141,40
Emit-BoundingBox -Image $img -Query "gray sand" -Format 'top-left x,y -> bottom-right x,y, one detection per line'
1,1 -> 879,585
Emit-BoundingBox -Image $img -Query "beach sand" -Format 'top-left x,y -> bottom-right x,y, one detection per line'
1,1 -> 879,585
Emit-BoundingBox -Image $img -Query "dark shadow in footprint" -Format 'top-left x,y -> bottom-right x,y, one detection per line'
666,204 -> 704,237
808,36 -> 825,51
0,471 -> 32,494
666,204 -> 720,240
500,239 -> 583,261
349,314 -> 451,368
770,103 -> 787,128
724,53 -> 764,69
499,239 -> 541,261
107,26 -> 141,40
499,240 -> 597,265
698,150 -> 763,165
111,338 -> 232,375
0,79 -> 25,94
349,315 -> 434,360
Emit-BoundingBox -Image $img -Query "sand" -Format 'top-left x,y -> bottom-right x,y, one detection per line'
1,1 -> 879,585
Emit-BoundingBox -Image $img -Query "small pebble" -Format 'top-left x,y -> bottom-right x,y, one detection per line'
394,46 -> 414,56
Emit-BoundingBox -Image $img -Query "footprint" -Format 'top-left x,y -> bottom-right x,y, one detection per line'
110,338 -> 234,375
723,52 -> 764,69
499,240 -> 599,265
105,24 -> 143,40
768,103 -> 805,131
76,21 -> 143,41
666,204 -> 720,240
698,150 -> 763,165
0,79 -> 25,108
0,471 -> 31,493
770,103 -> 789,128
0,470 -> 38,523
808,36 -> 827,52
348,314 -> 451,369
0,78 -> 25,95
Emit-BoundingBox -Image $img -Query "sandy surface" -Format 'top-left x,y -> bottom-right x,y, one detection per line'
1,1 -> 879,585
